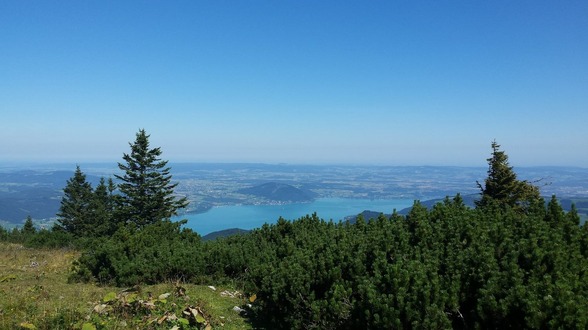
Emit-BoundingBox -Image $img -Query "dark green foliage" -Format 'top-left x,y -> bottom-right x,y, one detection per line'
0,225 -> 9,241
22,215 -> 36,235
0,217 -> 36,244
91,177 -> 118,236
24,228 -> 76,249
201,228 -> 249,241
0,220 -> 77,248
196,197 -> 588,329
56,166 -> 94,236
55,130 -> 187,238
56,167 -> 117,238
476,141 -> 541,211
115,129 -> 188,228
52,129 -> 201,286
71,220 -> 204,286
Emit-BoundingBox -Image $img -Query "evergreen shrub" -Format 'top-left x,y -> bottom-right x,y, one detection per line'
71,220 -> 204,286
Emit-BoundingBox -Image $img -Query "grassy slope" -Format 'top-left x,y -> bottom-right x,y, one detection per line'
0,243 -> 252,329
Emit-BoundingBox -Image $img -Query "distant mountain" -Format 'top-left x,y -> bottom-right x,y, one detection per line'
201,228 -> 250,241
343,196 -> 478,224
397,194 -> 479,215
0,170 -> 102,224
346,194 -> 588,224
344,210 -> 388,223
237,182 -> 315,202
0,187 -> 61,224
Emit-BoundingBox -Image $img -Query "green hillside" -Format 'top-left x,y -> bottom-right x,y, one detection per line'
237,182 -> 315,202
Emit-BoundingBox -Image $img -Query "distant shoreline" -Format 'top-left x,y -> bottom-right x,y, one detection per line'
177,197 -> 394,217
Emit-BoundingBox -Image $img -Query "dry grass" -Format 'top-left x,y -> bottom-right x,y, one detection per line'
0,243 -> 252,329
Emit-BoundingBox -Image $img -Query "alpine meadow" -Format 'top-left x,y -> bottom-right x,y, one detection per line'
1,131 -> 587,329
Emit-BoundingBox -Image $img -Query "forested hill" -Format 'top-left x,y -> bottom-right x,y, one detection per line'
237,182 -> 315,202
0,170 -> 102,226
345,194 -> 588,224
201,228 -> 250,241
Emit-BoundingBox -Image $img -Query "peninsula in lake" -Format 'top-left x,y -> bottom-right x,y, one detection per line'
237,182 -> 316,203
1,163 -> 588,228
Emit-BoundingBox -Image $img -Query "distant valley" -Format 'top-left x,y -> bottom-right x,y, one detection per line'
1,163 -> 588,228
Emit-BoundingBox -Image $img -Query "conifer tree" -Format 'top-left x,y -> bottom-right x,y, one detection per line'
476,141 -> 541,211
0,225 -> 8,241
91,177 -> 117,236
23,215 -> 36,235
545,194 -> 565,225
56,166 -> 94,236
115,129 -> 188,228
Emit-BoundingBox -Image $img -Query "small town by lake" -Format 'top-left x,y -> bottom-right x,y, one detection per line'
177,198 -> 414,235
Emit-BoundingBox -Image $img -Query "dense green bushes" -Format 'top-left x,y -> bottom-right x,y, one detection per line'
0,221 -> 76,248
4,195 -> 588,328
197,196 -> 588,329
70,220 -> 204,286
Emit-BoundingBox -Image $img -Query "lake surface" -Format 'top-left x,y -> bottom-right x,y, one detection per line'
176,198 -> 414,235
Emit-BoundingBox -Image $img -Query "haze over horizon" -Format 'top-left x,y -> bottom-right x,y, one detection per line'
2,1 -> 587,167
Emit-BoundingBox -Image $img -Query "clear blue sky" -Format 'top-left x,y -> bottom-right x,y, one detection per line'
1,1 -> 587,166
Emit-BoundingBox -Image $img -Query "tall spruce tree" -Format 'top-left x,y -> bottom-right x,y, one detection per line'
476,140 -> 541,210
23,215 -> 36,235
115,129 -> 188,228
56,166 -> 94,236
91,177 -> 117,236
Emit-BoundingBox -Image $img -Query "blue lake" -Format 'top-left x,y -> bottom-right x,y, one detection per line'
176,198 -> 414,235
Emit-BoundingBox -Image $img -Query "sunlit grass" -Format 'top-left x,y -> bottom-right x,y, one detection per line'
0,243 -> 252,329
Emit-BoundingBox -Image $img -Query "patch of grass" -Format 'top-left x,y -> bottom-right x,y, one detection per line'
0,243 -> 252,329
